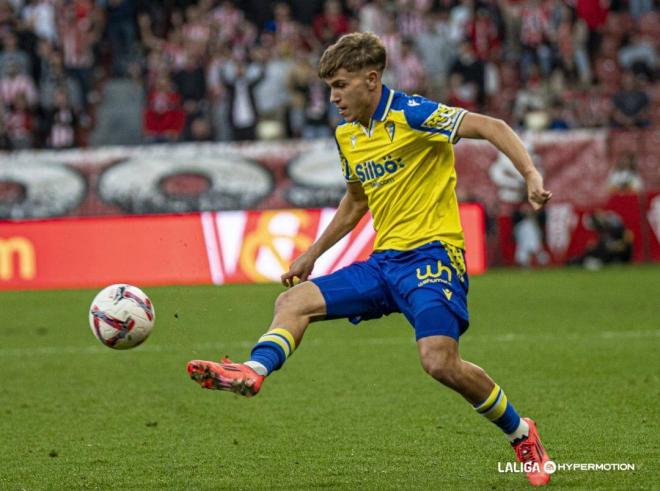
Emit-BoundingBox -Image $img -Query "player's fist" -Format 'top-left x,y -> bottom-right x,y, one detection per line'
526,172 -> 552,211
281,251 -> 317,288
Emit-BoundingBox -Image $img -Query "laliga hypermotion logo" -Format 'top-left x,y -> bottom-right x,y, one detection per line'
498,461 -> 557,474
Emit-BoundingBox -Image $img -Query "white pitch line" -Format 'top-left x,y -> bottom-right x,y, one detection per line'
0,330 -> 658,358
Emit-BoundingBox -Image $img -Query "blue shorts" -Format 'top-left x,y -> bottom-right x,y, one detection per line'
311,241 -> 470,340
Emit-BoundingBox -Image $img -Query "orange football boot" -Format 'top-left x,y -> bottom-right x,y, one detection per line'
187,358 -> 264,397
513,418 -> 552,486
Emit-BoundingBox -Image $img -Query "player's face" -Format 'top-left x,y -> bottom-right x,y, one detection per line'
325,68 -> 379,126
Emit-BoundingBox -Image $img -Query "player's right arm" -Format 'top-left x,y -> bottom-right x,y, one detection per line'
281,181 -> 368,287
457,113 -> 552,210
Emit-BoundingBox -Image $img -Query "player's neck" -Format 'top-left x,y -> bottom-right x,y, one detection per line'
357,84 -> 384,127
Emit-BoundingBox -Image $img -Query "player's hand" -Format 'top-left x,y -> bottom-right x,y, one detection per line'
526,171 -> 552,211
281,251 -> 318,288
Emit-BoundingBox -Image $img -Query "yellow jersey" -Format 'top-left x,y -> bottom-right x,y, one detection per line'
335,85 -> 468,251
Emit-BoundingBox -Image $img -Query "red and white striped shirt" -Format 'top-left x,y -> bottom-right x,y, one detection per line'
0,75 -> 38,106
48,109 -> 76,148
396,52 -> 428,94
520,5 -> 551,46
59,17 -> 95,68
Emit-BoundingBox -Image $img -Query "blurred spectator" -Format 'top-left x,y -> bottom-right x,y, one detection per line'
576,0 -> 610,57
610,71 -> 650,128
467,5 -> 501,61
173,51 -> 208,140
396,0 -> 431,39
5,93 -> 34,148
618,33 -> 656,81
212,0 -> 246,41
608,153 -> 644,193
380,13 -> 403,69
89,61 -> 144,146
446,73 -> 478,112
0,61 -> 37,107
313,0 -> 349,45
568,210 -> 633,269
221,58 -> 263,141
518,0 -> 554,80
253,39 -> 293,136
58,1 -> 102,111
0,0 -> 652,152
289,0 -> 324,26
287,52 -> 313,138
38,47 -> 82,112
513,63 -> 548,129
44,87 -> 79,148
629,0 -> 653,21
547,99 -> 572,130
449,0 -> 473,46
555,4 -> 592,86
570,82 -> 612,128
104,0 -> 137,77
0,31 -> 31,76
143,73 -> 185,143
415,10 -> 453,98
0,108 -> 12,150
358,0 -> 389,35
512,203 -> 549,267
21,0 -> 58,44
206,38 -> 231,141
302,76 -> 332,139
265,2 -> 298,42
394,38 -> 427,95
449,41 -> 486,108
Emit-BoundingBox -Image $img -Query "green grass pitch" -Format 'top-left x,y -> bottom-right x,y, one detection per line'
1,265 -> 658,490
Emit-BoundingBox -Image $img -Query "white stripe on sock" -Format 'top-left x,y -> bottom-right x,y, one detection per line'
244,361 -> 268,376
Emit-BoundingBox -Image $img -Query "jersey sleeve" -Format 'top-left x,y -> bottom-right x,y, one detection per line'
334,136 -> 359,183
402,96 -> 467,144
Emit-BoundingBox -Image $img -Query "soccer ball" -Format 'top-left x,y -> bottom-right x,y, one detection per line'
89,284 -> 155,349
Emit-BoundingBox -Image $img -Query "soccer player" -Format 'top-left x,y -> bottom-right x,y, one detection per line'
188,32 -> 553,486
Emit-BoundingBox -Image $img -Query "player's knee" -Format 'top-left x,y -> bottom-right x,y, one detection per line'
420,349 -> 461,387
274,286 -> 317,319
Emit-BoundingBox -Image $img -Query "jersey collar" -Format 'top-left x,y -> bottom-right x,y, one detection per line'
372,84 -> 394,122
355,85 -> 394,137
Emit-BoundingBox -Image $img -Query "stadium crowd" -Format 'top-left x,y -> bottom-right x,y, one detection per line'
0,0 -> 656,149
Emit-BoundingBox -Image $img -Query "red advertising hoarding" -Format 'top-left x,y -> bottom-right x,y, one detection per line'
0,204 -> 486,291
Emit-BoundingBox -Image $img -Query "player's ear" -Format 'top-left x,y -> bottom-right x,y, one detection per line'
365,69 -> 379,90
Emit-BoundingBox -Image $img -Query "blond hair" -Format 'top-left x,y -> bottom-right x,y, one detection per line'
318,32 -> 387,79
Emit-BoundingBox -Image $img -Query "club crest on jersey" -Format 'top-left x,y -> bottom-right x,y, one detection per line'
350,135 -> 357,148
355,155 -> 405,183
385,122 -> 396,142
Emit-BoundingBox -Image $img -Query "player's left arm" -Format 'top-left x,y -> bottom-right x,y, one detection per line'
457,112 -> 552,210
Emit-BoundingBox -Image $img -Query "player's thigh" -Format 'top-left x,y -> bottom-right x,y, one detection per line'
310,259 -> 395,324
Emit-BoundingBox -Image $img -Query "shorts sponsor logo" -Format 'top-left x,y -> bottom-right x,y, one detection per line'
416,260 -> 452,286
